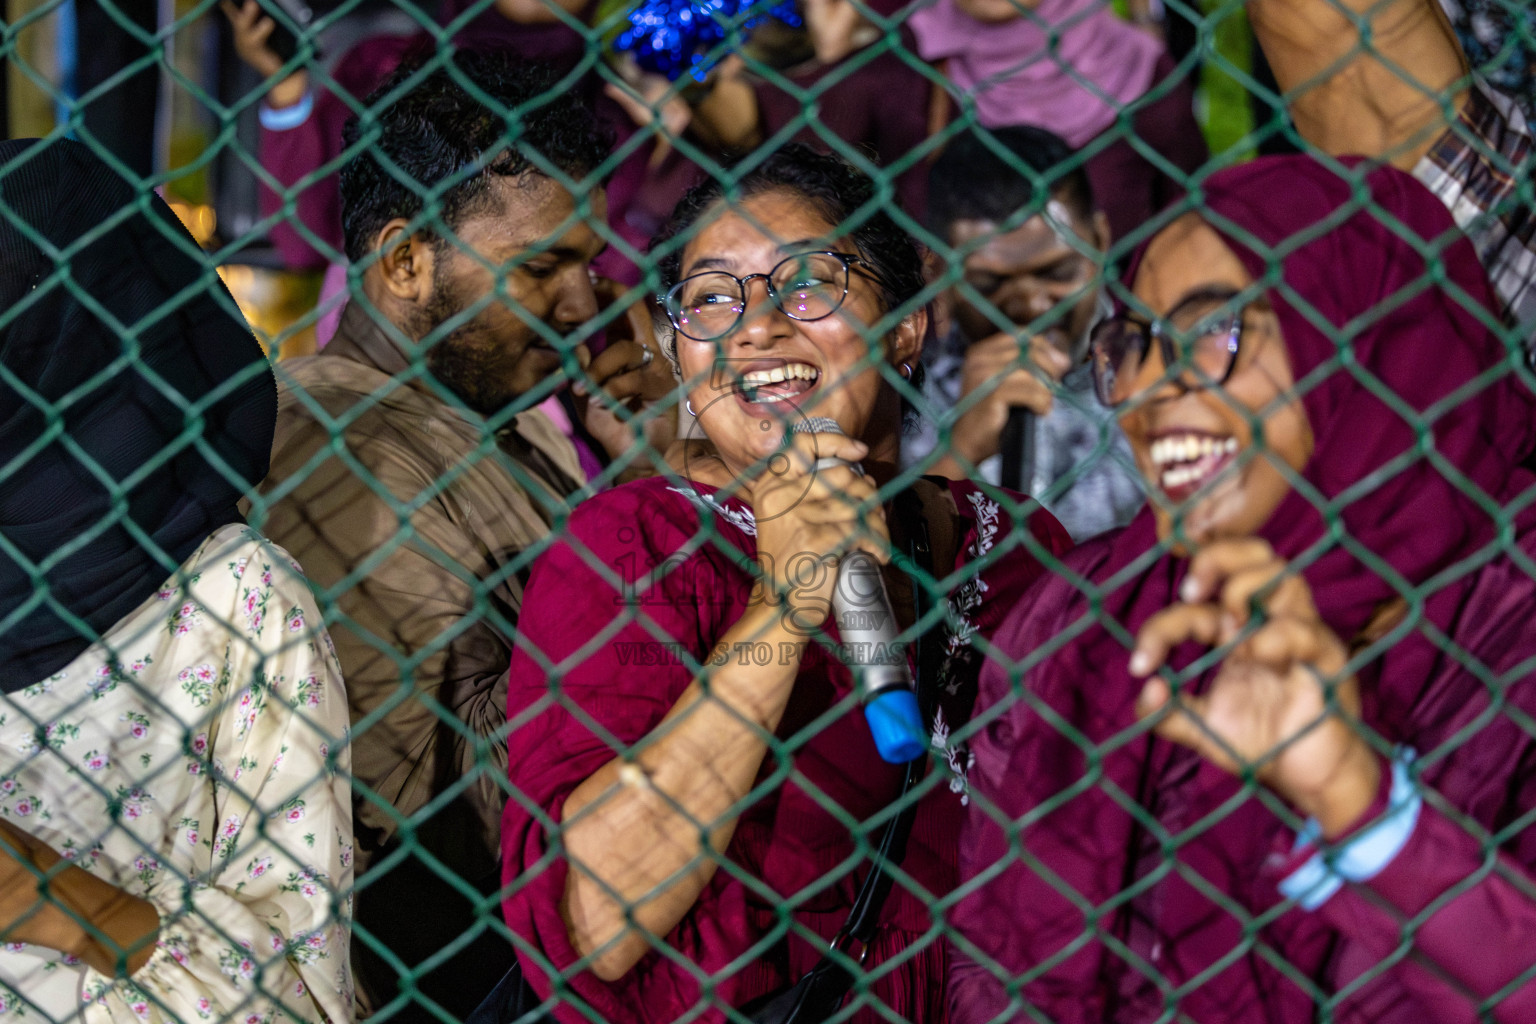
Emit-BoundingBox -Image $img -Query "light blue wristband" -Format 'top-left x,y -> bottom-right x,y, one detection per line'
1278,747 -> 1422,912
259,90 -> 314,132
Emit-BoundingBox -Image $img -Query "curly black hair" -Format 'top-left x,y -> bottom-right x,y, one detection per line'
927,124 -> 1096,237
651,143 -> 926,318
339,51 -> 612,263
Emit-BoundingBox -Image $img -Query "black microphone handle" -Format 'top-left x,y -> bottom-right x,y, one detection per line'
999,406 -> 1036,492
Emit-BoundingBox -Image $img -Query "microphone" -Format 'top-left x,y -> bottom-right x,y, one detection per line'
999,406 -> 1036,492
791,417 -> 927,764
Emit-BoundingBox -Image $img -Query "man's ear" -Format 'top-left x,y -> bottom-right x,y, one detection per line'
374,219 -> 436,304
890,305 -> 928,369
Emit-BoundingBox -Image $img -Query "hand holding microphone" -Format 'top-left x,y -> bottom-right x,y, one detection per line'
946,332 -> 1070,484
787,417 -> 926,764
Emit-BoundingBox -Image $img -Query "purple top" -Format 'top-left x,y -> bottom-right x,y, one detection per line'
256,10 -> 597,272
500,475 -> 1070,1023
258,33 -> 422,270
435,0 -> 594,73
906,0 -> 1163,147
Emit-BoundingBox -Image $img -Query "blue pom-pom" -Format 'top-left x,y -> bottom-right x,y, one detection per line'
613,0 -> 806,82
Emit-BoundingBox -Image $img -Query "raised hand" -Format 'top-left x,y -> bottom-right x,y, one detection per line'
219,0 -> 308,108
571,280 -> 678,479
1130,538 -> 1382,837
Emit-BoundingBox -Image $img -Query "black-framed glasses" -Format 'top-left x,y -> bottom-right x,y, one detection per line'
1089,288 -> 1249,407
663,251 -> 885,342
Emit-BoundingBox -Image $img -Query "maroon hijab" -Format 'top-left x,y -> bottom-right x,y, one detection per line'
951,156 -> 1536,1023
1205,156 -> 1536,636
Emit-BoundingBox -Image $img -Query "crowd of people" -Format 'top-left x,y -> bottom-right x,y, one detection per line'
2,0 -> 1535,1023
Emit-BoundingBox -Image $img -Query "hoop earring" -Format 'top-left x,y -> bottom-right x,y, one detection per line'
899,362 -> 913,380
686,398 -> 697,417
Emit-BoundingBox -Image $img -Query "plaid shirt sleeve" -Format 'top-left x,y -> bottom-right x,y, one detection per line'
1413,78 -> 1536,361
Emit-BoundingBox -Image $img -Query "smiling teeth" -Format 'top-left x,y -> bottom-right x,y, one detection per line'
741,363 -> 818,386
1150,435 -> 1238,467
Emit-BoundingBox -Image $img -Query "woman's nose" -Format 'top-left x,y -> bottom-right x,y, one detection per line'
729,277 -> 791,346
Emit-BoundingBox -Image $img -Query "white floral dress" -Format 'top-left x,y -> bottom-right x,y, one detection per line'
0,525 -> 353,1024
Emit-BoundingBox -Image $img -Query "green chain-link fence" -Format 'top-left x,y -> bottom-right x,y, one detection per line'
3,0 -> 1536,1022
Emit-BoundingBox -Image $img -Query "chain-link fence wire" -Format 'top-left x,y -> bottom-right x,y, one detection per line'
2,0 -> 1535,1021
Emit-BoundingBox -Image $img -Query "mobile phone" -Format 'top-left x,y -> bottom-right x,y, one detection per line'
256,0 -> 319,63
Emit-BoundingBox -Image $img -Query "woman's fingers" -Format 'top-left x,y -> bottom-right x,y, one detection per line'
1129,603 -> 1224,676
1236,617 -> 1347,679
1135,678 -> 1227,764
1216,563 -> 1315,628
1177,537 -> 1324,635
756,448 -> 889,564
584,339 -> 651,387
1178,537 -> 1281,604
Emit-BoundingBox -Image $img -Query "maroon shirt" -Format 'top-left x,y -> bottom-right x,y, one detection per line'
955,518 -> 1536,1024
256,10 -> 597,273
500,475 -> 1069,1023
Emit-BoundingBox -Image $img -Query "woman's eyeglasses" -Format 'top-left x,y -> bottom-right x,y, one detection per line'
1089,288 -> 1251,407
663,251 -> 887,343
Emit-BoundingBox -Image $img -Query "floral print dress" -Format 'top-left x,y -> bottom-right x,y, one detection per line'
0,525 -> 353,1024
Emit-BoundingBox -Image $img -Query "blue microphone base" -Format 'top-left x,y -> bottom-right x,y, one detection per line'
864,689 -> 927,764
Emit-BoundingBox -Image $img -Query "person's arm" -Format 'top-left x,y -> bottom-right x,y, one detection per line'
0,822 -> 158,977
558,433 -> 886,981
30,535 -> 354,1023
222,0 -> 346,270
1247,0 -> 1468,168
560,597 -> 809,980
492,0 -> 585,23
164,542 -> 354,1024
1279,752 -> 1536,1020
257,412 -> 516,857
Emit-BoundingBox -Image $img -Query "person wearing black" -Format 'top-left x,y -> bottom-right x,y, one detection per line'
0,137 -> 353,1024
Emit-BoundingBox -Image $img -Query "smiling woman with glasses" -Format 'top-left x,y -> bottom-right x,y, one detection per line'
495,143 -> 1072,1024
951,154 -> 1536,1023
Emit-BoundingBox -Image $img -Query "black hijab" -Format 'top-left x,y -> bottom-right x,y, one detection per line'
0,139 -> 276,688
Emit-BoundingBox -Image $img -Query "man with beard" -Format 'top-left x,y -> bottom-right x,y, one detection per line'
256,52 -> 660,1020
905,125 -> 1145,542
